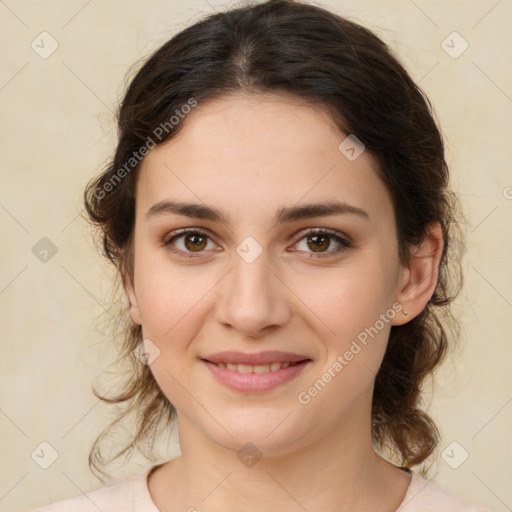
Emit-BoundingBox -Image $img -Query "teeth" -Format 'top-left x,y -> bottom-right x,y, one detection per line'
215,361 -> 296,373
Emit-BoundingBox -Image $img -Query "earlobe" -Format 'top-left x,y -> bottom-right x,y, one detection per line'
122,273 -> 142,326
392,222 -> 444,326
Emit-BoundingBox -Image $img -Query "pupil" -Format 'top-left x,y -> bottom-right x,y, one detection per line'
186,234 -> 206,251
310,235 -> 328,252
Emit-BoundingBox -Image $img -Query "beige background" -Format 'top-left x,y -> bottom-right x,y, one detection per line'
1,0 -> 511,511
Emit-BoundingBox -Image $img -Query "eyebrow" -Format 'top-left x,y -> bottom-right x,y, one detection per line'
145,200 -> 370,225
145,199 -> 369,225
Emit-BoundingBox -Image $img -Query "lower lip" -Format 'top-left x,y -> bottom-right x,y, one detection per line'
202,359 -> 311,392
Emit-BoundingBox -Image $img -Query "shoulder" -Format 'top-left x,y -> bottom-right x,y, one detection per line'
26,467 -> 158,512
398,469 -> 490,512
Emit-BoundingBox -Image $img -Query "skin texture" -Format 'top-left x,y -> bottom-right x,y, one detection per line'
124,93 -> 443,512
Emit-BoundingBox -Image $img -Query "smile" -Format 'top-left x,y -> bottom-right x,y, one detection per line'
210,361 -> 301,373
202,359 -> 311,392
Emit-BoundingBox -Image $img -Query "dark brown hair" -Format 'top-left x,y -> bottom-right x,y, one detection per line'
83,0 -> 463,481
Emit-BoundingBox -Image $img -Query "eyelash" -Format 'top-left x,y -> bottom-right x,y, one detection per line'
162,228 -> 352,259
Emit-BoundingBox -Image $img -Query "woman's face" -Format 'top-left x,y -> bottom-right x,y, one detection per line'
125,93 -> 410,455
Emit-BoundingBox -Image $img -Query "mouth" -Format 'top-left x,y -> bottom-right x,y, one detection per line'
202,359 -> 311,374
201,357 -> 312,392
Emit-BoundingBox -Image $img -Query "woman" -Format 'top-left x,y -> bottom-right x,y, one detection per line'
30,0 -> 488,510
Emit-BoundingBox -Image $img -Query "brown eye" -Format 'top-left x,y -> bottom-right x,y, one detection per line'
293,229 -> 352,258
163,229 -> 215,257
183,232 -> 208,252
307,234 -> 331,252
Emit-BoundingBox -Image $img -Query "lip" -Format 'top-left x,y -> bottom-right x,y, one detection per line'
203,350 -> 310,366
202,359 -> 311,392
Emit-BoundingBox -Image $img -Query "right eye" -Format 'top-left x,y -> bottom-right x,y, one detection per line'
162,228 -> 218,258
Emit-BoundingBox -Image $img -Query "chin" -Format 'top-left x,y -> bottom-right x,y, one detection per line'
208,411 -> 308,458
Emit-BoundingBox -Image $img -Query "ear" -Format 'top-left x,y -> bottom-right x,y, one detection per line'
122,271 -> 142,326
392,221 -> 444,326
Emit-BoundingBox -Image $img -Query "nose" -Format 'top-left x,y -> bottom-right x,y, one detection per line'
214,248 -> 291,338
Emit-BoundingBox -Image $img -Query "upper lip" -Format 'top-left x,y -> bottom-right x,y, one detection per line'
203,351 -> 311,365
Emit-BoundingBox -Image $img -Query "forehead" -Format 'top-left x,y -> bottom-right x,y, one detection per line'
136,93 -> 393,226
153,92 -> 354,165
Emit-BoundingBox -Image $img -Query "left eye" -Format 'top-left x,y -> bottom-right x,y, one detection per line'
162,228 -> 351,259
292,229 -> 351,258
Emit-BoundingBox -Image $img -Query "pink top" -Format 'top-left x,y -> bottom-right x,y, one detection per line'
29,465 -> 488,511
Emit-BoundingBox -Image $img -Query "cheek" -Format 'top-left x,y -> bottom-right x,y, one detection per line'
288,254 -> 398,393
135,264 -> 212,340
132,239 -> 226,365
293,274 -> 393,414
289,258 -> 397,340
134,264 -> 213,408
